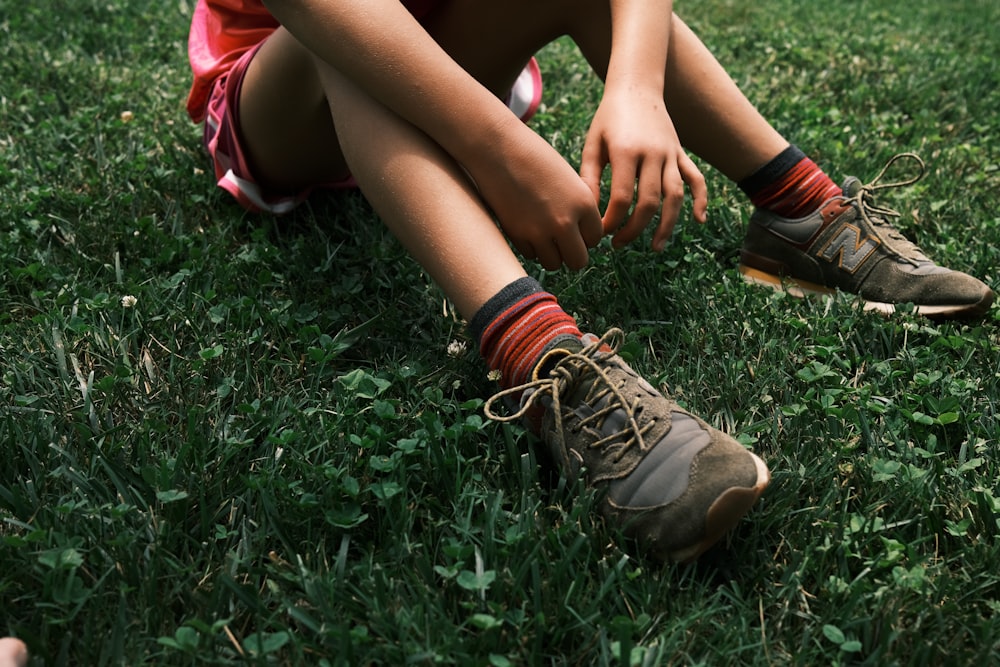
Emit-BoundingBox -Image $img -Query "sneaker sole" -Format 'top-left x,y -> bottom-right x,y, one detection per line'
669,452 -> 771,563
739,265 -> 995,319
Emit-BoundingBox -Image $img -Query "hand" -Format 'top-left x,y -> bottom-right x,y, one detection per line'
469,120 -> 604,271
579,87 -> 708,251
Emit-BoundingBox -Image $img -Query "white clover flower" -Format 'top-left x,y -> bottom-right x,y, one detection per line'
447,340 -> 467,357
487,369 -> 502,382
121,295 -> 137,308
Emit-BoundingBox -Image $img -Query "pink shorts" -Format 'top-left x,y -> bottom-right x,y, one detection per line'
203,45 -> 543,215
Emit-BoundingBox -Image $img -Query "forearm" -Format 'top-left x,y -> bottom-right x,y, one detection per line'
605,0 -> 673,96
262,0 -> 522,168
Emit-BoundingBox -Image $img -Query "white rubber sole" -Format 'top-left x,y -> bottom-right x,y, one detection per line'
739,265 -> 993,319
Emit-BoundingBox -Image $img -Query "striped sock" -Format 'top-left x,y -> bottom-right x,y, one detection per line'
739,145 -> 842,220
469,277 -> 582,389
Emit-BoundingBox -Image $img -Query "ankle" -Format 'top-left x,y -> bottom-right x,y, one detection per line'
470,278 -> 582,390
741,147 -> 841,220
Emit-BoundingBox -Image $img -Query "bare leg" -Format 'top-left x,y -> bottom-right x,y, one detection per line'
235,2 -> 583,316
661,16 -> 789,180
238,28 -> 543,317
235,0 -> 795,299
237,29 -> 349,192
237,1 -> 584,192
318,59 -> 530,318
228,2 -> 772,564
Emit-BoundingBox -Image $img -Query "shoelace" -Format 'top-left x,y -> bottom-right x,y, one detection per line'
847,152 -> 929,265
483,328 -> 655,470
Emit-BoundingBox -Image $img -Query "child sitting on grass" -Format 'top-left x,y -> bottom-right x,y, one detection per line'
186,0 -> 992,561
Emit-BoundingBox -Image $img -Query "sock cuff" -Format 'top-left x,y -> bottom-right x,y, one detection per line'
468,276 -> 543,345
737,144 -> 807,196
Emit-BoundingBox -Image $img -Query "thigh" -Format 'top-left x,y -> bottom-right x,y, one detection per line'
422,0 -> 603,95
237,28 -> 350,193
236,0 -> 612,192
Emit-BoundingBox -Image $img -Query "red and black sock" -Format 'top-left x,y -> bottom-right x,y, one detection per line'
469,277 -> 581,390
738,145 -> 842,219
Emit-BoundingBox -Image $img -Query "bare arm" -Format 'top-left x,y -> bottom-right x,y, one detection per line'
580,0 -> 708,251
263,0 -> 603,270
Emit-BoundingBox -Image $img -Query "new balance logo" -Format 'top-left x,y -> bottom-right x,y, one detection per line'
817,224 -> 879,273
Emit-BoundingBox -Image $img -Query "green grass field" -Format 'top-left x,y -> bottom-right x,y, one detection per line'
2,0 -> 999,664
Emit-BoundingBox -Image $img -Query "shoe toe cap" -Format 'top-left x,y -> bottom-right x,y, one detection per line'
606,416 -> 770,562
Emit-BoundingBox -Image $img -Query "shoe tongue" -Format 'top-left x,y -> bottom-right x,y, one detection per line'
532,335 -> 583,380
841,176 -> 863,197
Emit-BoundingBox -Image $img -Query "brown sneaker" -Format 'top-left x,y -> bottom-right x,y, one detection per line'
485,329 -> 770,563
740,153 -> 994,319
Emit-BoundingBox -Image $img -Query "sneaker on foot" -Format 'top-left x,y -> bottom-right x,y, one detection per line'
484,329 -> 770,563
739,153 -> 994,318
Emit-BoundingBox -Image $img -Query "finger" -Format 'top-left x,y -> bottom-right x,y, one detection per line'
613,157 -> 663,249
515,239 -> 538,263
602,156 -> 638,236
652,165 -> 685,251
535,239 -> 563,272
578,202 -> 604,249
558,227 -> 591,271
652,215 -> 678,252
579,136 -> 607,205
681,153 -> 708,223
